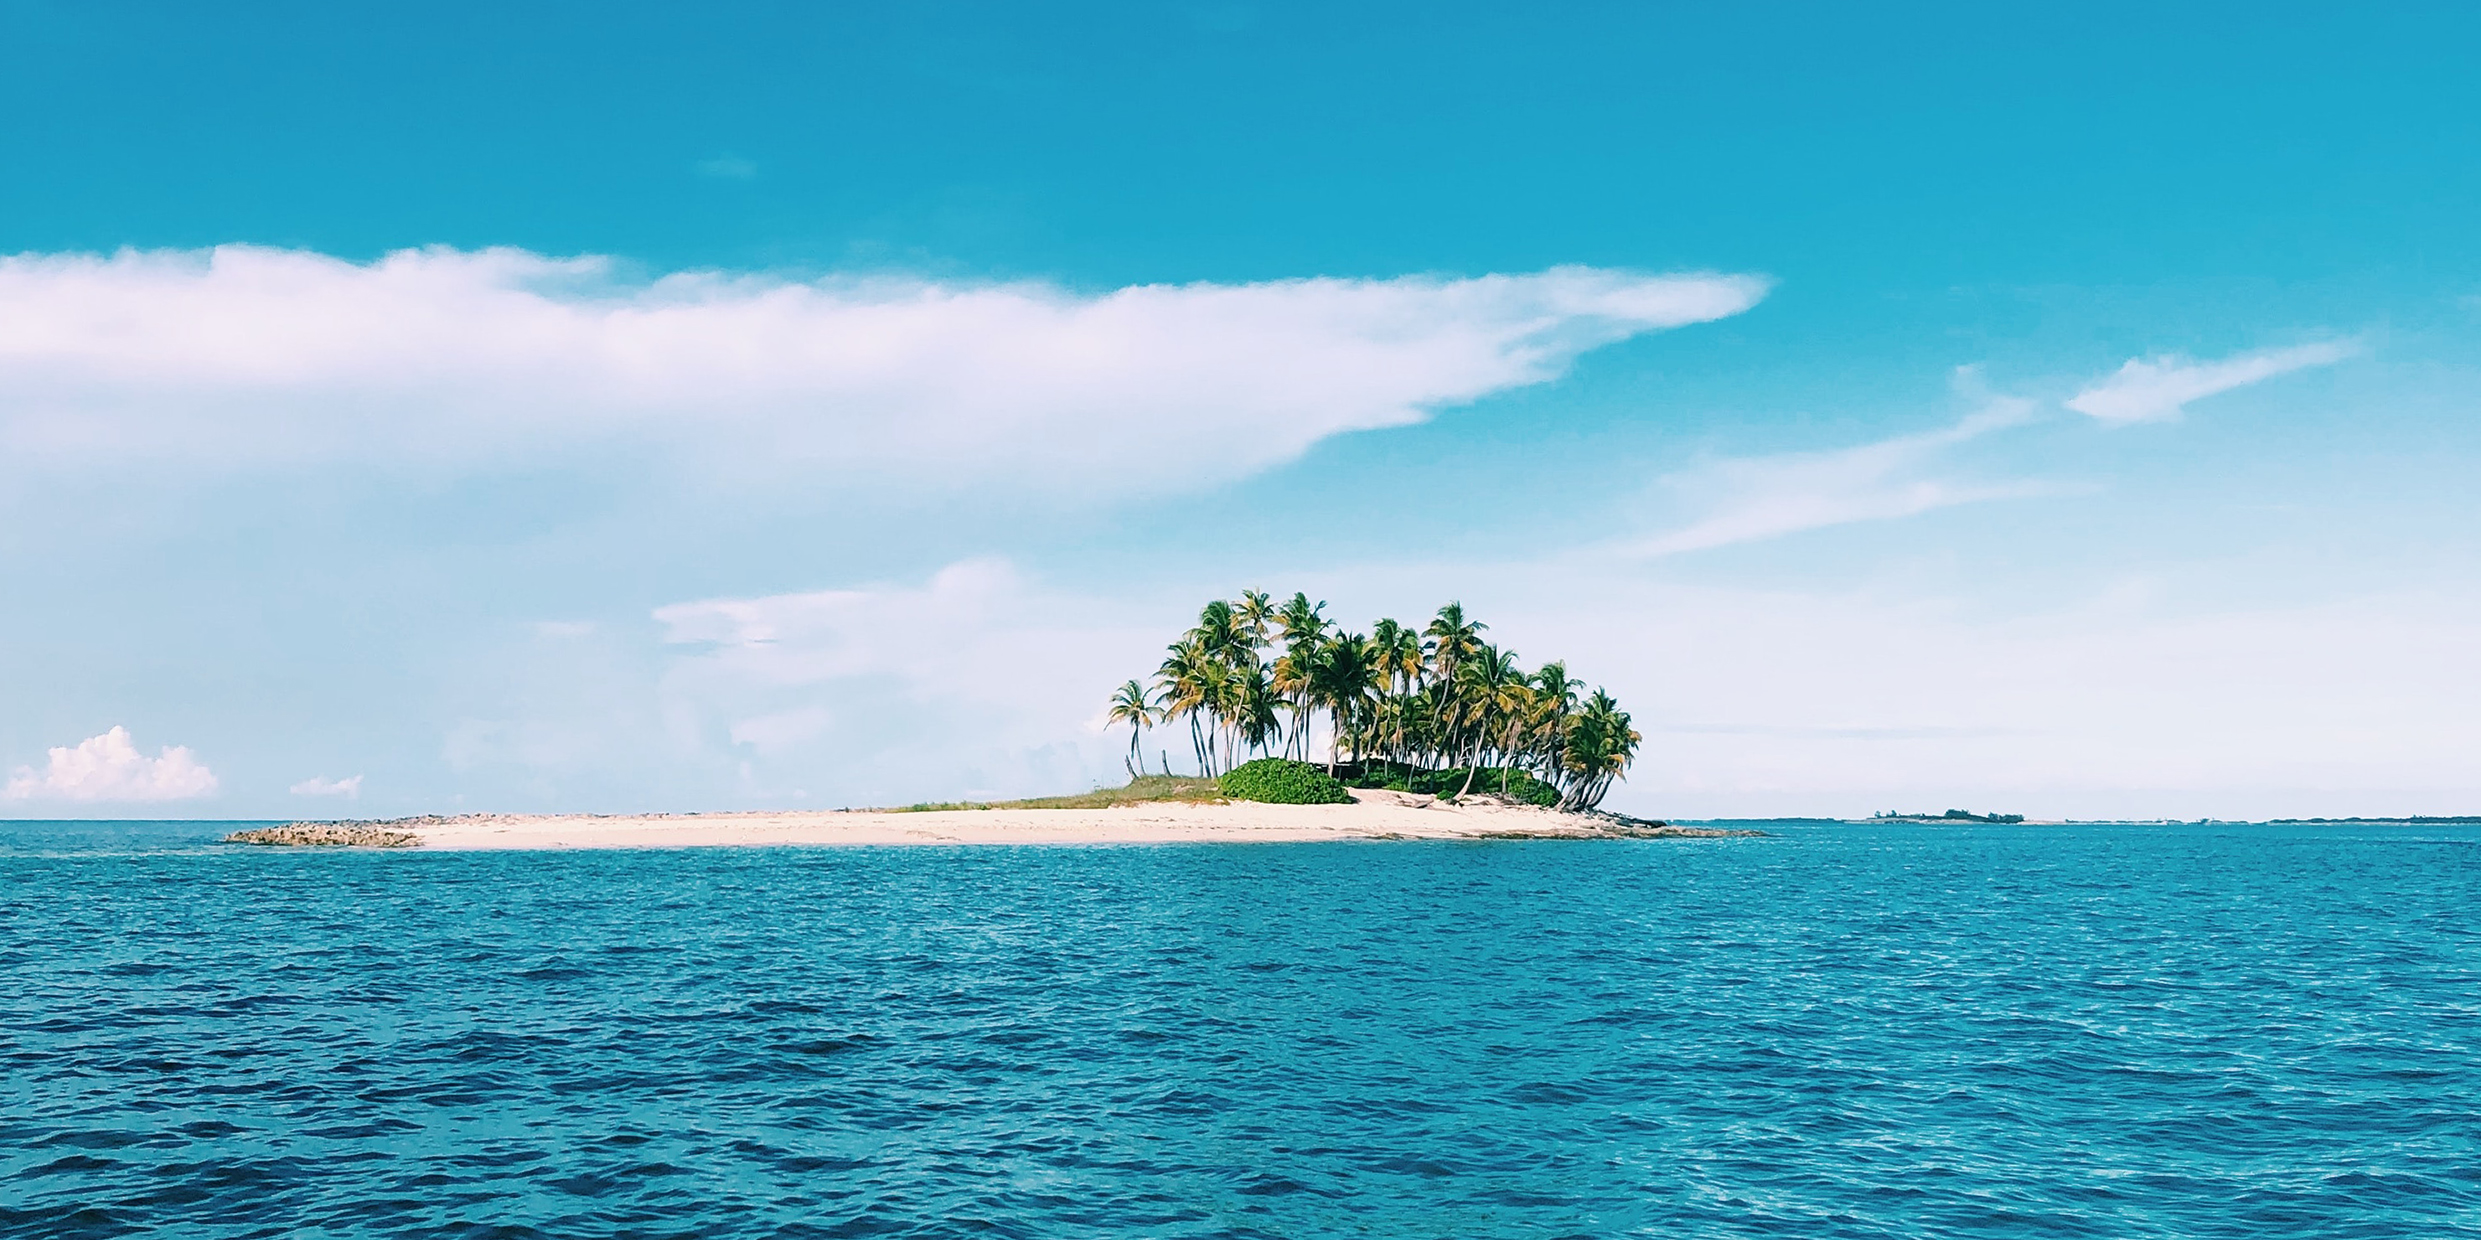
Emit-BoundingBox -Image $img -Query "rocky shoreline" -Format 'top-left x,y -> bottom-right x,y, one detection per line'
224,823 -> 423,848
1592,817 -> 1765,839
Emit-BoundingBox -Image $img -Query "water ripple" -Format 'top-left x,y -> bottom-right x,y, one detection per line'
1,821 -> 2475,1237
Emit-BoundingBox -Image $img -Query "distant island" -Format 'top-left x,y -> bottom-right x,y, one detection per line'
226,593 -> 1718,850
1871,809 -> 2028,824
1108,593 -> 1642,812
2269,816 -> 2481,825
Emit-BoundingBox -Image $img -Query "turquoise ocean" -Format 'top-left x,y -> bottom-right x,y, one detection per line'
2,820 -> 2474,1237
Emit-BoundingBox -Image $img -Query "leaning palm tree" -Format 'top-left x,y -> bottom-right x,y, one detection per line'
1558,689 -> 1642,811
1451,644 -> 1527,797
1493,682 -> 1543,795
1106,680 -> 1158,778
1155,636 -> 1218,775
1525,661 -> 1582,785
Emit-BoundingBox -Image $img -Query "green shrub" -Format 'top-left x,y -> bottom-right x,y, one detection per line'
1219,758 -> 1354,805
1490,768 -> 1562,807
1353,764 -> 1553,805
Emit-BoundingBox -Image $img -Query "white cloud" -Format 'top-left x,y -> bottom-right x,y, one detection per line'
1282,561 -> 2481,821
4,727 -> 219,802
728,707 -> 833,752
2065,341 -> 2355,424
631,555 -> 2481,819
1622,385 -> 2049,557
654,559 -> 1165,801
0,246 -> 1766,495
391,540 -> 2481,819
289,774 -> 363,798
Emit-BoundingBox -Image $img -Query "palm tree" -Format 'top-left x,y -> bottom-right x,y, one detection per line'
1106,680 -> 1157,778
1369,618 -> 1421,696
1452,644 -> 1526,797
1236,590 -> 1276,656
1558,689 -> 1642,811
1155,636 -> 1218,775
1269,646 -> 1312,760
1275,593 -> 1329,758
1126,591 -> 1643,809
1194,599 -> 1251,670
1236,664 -> 1284,759
1423,603 -> 1487,743
1311,632 -> 1378,774
1199,656 -> 1237,773
1526,661 -> 1581,786
1367,618 -> 1423,770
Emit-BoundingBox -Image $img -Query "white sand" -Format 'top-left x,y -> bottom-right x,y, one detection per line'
376,789 -> 1628,850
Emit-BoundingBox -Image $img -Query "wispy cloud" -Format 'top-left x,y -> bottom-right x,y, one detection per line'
694,154 -> 758,180
652,559 -> 1161,801
0,247 -> 1766,498
1621,380 -> 2047,557
4,727 -> 218,802
289,774 -> 363,798
2065,341 -> 2356,425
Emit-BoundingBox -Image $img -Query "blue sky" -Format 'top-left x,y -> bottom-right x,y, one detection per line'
4,1 -> 2477,819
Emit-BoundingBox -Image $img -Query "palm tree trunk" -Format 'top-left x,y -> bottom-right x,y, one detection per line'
1454,734 -> 1487,798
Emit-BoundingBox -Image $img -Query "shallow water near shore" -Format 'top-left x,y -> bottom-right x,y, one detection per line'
3,820 -> 2475,1238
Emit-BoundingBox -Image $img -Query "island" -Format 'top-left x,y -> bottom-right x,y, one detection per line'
223,785 -> 1747,850
1869,809 -> 2028,824
230,595 -> 1758,849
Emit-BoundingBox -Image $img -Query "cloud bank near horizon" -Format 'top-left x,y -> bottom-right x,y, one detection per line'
649,559 -> 1155,802
0,246 -> 1767,494
3,727 -> 219,802
607,556 -> 2481,818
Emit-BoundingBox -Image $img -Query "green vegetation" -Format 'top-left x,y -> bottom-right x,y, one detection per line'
1219,757 -> 1354,805
893,774 -> 1226,812
1337,760 -> 1561,806
1111,592 -> 1642,811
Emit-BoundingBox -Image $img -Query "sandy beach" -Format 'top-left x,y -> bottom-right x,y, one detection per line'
229,790 -> 1728,850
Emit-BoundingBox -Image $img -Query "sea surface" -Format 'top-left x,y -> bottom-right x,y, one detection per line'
2,820 -> 2475,1239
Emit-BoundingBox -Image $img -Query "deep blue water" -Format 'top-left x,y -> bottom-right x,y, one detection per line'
2,821 -> 2475,1239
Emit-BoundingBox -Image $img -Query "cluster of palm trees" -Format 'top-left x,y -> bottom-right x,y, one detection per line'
1106,592 -> 1642,812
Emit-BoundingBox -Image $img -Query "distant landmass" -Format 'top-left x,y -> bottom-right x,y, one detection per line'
2269,816 -> 2481,825
1871,809 -> 2027,824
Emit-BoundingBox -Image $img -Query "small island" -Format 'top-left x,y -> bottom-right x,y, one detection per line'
1869,809 -> 2028,824
229,594 -> 1762,849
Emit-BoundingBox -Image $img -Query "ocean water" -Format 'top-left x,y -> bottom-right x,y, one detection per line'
2,821 -> 2475,1239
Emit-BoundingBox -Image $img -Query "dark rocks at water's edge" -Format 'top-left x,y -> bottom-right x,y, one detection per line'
1463,808 -> 1766,839
223,822 -> 422,848
1591,814 -> 1766,839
